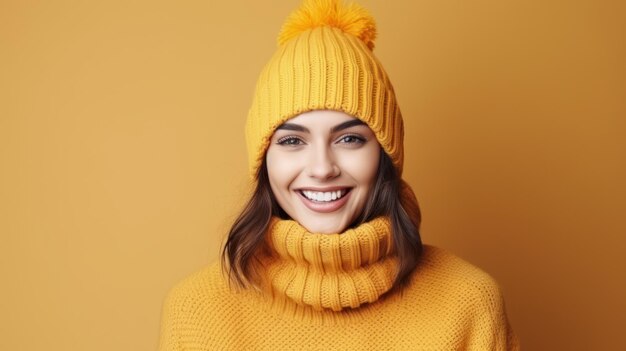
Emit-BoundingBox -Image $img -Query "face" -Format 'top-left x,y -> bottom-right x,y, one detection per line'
265,110 -> 381,234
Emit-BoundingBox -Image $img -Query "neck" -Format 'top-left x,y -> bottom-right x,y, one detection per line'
258,216 -> 398,313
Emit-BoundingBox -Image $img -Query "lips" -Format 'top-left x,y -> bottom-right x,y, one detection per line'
295,187 -> 353,213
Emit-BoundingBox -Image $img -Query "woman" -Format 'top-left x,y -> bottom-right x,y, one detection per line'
159,0 -> 519,349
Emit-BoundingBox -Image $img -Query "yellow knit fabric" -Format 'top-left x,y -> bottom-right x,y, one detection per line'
159,218 -> 520,350
264,216 -> 397,313
245,0 -> 404,178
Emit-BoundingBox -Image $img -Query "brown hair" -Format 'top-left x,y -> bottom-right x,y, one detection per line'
221,148 -> 423,290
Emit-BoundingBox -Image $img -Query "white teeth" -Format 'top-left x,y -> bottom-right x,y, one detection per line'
302,190 -> 346,202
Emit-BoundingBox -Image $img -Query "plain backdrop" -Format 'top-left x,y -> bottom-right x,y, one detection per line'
1,0 -> 624,350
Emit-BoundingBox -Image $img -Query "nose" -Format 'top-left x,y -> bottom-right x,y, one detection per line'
306,144 -> 340,180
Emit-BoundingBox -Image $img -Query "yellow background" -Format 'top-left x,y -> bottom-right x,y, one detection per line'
1,0 -> 624,349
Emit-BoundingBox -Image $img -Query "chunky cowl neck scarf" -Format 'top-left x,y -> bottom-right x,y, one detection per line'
259,216 -> 398,313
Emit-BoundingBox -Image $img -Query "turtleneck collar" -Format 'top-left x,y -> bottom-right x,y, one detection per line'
259,216 -> 398,314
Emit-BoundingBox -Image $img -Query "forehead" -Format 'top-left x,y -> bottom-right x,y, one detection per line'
275,110 -> 367,133
288,110 -> 355,124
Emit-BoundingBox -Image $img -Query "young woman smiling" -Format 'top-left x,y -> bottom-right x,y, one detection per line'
266,110 -> 381,234
159,1 -> 519,350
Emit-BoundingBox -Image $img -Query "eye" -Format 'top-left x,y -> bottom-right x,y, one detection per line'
337,134 -> 366,144
276,136 -> 304,146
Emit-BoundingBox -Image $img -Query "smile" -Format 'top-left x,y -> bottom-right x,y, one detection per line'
296,188 -> 353,213
300,189 -> 349,202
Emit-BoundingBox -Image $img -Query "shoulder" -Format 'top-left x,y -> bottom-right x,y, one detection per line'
160,262 -> 255,349
167,260 -> 227,294
401,245 -> 520,349
409,245 -> 507,313
162,261 -> 233,317
417,244 -> 502,288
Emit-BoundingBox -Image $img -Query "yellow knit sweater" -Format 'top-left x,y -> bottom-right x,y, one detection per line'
159,217 -> 520,350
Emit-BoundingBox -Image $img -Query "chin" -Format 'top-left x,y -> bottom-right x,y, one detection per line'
299,215 -> 350,234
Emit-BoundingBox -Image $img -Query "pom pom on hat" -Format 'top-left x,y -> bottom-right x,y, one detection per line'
278,0 -> 377,50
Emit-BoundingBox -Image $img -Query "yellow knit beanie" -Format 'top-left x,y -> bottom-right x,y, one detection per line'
245,0 -> 404,178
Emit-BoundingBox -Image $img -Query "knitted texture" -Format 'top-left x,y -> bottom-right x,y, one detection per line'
159,219 -> 520,350
245,0 -> 404,178
264,216 -> 397,312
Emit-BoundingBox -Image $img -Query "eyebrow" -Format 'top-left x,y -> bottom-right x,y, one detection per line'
276,119 -> 366,133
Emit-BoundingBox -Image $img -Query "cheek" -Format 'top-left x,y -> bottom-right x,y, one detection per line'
266,150 -> 299,192
340,147 -> 380,186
